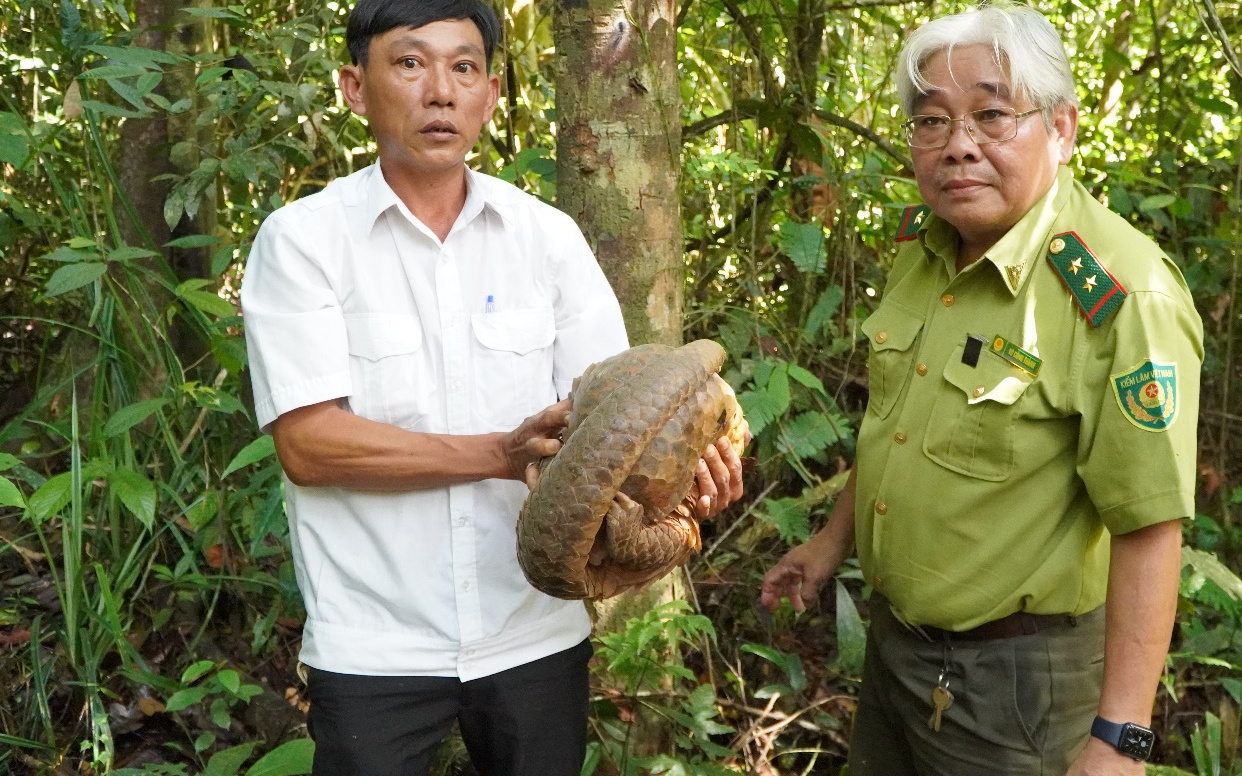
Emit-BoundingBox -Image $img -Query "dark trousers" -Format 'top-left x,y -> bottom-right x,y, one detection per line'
848,599 -> 1105,776
306,639 -> 592,776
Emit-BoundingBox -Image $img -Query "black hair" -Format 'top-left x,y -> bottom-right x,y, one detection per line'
346,0 -> 501,68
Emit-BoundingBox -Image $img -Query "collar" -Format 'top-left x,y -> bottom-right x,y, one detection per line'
360,163 -> 505,234
919,166 -> 1074,295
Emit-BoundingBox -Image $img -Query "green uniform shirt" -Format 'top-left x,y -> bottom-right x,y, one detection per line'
856,166 -> 1203,631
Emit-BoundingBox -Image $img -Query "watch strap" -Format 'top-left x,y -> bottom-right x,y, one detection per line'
1090,716 -> 1154,761
1090,716 -> 1125,745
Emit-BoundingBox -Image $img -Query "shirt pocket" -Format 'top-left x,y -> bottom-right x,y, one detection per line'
343,313 -> 431,429
471,304 -> 557,430
922,344 -> 1035,481
861,303 -> 925,420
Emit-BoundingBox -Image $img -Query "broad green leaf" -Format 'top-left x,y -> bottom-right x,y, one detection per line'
77,64 -> 147,79
758,497 -> 809,544
164,685 -> 210,712
108,467 -> 157,529
222,436 -> 277,478
78,99 -> 146,118
740,643 -> 806,692
26,472 -> 73,523
165,234 -> 222,249
42,246 -> 97,262
0,476 -> 26,509
1182,547 -> 1242,601
217,669 -> 240,694
0,133 -> 29,168
202,743 -> 258,776
182,659 -> 216,684
0,453 -> 19,471
44,262 -> 107,297
779,221 -> 826,274
787,364 -> 826,395
834,580 -> 866,677
108,245 -> 158,262
767,363 -> 791,414
103,397 -> 168,437
85,43 -> 185,67
178,288 -> 237,318
66,236 -> 97,249
1138,194 -> 1176,212
245,738 -> 314,776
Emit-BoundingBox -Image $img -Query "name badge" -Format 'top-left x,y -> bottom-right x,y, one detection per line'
990,335 -> 1042,377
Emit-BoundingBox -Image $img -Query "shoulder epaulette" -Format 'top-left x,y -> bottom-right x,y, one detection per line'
895,205 -> 930,242
1045,231 -> 1127,328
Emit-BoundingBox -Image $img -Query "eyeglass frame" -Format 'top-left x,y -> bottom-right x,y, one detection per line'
901,107 -> 1044,149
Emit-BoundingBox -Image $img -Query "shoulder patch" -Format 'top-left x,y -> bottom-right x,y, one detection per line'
895,205 -> 930,242
1111,360 -> 1178,431
1045,231 -> 1127,328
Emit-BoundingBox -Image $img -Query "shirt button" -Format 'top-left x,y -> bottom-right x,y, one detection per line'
875,331 -> 888,345
916,363 -> 929,376
462,580 -> 472,591
874,577 -> 883,588
875,501 -> 888,515
451,379 -> 463,391
894,432 -> 907,444
941,293 -> 955,307
973,385 -> 986,398
456,516 -> 467,528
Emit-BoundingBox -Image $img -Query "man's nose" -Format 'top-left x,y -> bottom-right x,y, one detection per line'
940,118 -> 981,158
423,66 -> 455,106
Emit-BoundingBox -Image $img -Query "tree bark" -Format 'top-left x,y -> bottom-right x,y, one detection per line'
554,0 -> 683,347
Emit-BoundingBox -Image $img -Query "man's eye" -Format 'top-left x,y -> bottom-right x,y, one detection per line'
974,109 -> 1008,123
400,58 -> 420,69
454,62 -> 475,73
915,115 -> 950,128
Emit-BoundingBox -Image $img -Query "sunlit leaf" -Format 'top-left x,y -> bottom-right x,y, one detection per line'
245,739 -> 314,776
757,497 -> 809,544
0,477 -> 26,509
202,743 -> 257,776
26,472 -> 73,523
44,262 -> 107,297
108,467 -> 157,529
834,580 -> 866,678
103,398 -> 168,437
222,436 -> 277,478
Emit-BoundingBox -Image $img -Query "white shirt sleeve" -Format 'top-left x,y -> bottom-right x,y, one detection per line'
547,216 -> 629,398
241,211 -> 352,433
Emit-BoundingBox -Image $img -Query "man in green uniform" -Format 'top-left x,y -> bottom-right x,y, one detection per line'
760,4 -> 1201,775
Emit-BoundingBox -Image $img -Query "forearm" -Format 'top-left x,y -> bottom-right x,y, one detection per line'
1098,518 -> 1183,725
810,467 -> 858,569
272,400 -> 510,491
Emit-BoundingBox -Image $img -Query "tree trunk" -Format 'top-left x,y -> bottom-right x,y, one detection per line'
553,0 -> 685,763
554,0 -> 683,347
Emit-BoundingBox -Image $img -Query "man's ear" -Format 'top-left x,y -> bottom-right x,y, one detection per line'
339,64 -> 367,116
485,73 -> 501,120
1053,102 -> 1078,164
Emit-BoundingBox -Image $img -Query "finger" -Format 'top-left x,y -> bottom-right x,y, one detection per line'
525,437 -> 561,459
524,461 -> 541,489
694,457 -> 717,519
714,437 -> 744,503
542,399 -> 572,428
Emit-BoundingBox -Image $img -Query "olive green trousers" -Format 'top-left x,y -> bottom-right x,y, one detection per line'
848,597 -> 1105,776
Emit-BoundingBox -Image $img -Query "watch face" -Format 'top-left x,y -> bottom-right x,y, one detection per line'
1118,724 -> 1155,760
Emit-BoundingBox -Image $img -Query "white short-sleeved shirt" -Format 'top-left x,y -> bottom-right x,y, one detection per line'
240,163 -> 628,679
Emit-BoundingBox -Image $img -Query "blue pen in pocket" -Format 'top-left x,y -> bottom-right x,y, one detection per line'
484,294 -> 495,313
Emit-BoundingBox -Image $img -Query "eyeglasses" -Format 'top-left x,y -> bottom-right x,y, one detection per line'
901,107 -> 1043,149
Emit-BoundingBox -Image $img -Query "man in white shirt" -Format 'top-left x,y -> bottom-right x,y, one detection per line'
240,1 -> 743,774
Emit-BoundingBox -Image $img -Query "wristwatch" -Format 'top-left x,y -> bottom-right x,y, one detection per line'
1090,716 -> 1155,761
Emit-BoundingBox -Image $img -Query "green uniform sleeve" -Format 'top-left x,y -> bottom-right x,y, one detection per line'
1074,289 -> 1202,535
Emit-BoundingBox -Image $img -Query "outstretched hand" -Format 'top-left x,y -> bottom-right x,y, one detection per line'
503,399 -> 572,487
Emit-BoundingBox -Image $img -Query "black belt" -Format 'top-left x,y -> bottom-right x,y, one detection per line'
878,594 -> 1079,641
916,610 -> 1079,641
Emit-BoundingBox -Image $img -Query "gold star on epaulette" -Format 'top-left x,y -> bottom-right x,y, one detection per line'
1083,275 -> 1097,292
1069,257 -> 1083,275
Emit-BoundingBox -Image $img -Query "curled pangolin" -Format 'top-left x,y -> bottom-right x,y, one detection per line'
516,339 -> 747,600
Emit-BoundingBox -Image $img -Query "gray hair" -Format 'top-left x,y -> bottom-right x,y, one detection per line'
896,2 -> 1079,123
